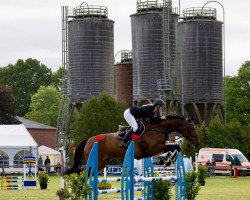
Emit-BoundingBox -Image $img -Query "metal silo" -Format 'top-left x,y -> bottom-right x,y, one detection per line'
68,4 -> 114,103
179,8 -> 223,124
131,0 -> 180,107
115,50 -> 133,106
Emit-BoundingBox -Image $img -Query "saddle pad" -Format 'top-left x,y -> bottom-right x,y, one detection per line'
116,122 -> 145,140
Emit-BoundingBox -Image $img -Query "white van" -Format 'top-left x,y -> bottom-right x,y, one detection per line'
198,148 -> 250,175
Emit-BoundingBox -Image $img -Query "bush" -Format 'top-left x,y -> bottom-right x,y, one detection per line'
186,171 -> 200,200
198,165 -> 208,185
154,180 -> 172,200
38,173 -> 49,189
64,171 -> 91,200
98,182 -> 112,190
56,188 -> 69,198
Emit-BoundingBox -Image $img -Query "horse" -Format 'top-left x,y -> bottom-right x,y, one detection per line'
64,115 -> 200,174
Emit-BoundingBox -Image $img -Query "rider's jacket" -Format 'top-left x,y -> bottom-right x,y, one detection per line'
129,105 -> 161,122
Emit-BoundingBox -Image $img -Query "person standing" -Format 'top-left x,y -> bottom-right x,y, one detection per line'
44,156 -> 51,175
38,156 -> 43,172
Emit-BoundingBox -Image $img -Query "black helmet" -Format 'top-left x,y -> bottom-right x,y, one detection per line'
153,99 -> 165,107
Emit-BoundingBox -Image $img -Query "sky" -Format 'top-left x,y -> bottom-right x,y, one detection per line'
0,0 -> 249,76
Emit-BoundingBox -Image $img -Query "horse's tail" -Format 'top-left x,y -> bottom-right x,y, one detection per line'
64,139 -> 89,175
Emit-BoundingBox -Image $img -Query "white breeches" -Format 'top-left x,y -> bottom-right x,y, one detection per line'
124,109 -> 138,132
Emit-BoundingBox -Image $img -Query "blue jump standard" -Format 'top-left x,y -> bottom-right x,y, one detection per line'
85,141 -> 186,200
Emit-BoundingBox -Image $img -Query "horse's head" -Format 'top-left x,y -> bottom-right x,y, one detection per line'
160,115 -> 200,149
182,116 -> 200,149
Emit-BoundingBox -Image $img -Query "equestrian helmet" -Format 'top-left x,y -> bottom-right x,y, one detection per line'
153,99 -> 165,107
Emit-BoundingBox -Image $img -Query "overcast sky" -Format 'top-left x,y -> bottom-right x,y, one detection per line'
0,0 -> 249,76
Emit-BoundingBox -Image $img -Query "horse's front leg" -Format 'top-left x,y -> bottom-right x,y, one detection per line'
163,144 -> 181,165
163,144 -> 181,153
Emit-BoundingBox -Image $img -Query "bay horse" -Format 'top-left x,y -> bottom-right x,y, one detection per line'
65,115 -> 200,174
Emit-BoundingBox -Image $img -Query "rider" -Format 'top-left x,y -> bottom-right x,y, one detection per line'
119,99 -> 166,148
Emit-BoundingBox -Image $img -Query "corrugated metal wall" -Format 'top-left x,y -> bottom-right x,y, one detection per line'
68,17 -> 114,103
179,18 -> 223,104
178,10 -> 223,124
131,10 -> 179,101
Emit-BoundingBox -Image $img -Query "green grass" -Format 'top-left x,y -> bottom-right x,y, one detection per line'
196,176 -> 250,200
0,176 -> 250,200
0,175 -> 61,200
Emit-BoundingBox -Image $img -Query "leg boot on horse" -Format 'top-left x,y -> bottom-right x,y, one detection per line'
119,128 -> 134,149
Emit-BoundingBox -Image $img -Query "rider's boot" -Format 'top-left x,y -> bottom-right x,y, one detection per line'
119,128 -> 134,149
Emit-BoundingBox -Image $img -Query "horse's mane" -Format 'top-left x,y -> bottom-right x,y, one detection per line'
165,115 -> 185,120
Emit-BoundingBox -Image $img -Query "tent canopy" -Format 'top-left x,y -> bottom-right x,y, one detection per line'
38,145 -> 61,165
38,145 -> 60,156
0,124 -> 38,147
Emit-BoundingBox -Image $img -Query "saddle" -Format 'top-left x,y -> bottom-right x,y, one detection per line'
116,122 -> 145,140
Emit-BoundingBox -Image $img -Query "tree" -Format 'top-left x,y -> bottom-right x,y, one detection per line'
226,121 -> 249,155
25,86 -> 61,127
0,58 -> 54,116
72,93 -> 127,145
181,139 -> 196,158
182,117 -> 250,158
226,61 -> 250,125
0,84 -> 20,124
52,67 -> 65,90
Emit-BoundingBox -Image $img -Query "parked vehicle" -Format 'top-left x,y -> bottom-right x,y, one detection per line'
198,148 -> 250,175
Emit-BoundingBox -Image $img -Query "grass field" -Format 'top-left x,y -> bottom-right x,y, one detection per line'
0,176 -> 250,200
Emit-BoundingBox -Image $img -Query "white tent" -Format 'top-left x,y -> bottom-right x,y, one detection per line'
0,124 -> 38,173
38,145 -> 61,166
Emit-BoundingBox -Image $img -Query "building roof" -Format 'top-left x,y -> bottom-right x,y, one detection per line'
17,117 -> 56,130
0,124 -> 38,147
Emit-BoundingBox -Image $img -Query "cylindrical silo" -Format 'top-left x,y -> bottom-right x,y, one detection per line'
179,8 -> 223,124
68,4 -> 114,103
131,0 -> 179,103
115,50 -> 133,106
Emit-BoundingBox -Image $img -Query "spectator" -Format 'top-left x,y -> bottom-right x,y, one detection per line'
206,160 -> 212,176
38,156 -> 44,172
211,158 -> 216,176
44,156 -> 51,175
55,162 -> 62,175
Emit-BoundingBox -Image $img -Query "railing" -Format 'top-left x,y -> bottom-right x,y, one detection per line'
183,7 -> 217,19
121,50 -> 132,62
203,165 -> 250,177
72,5 -> 108,18
136,0 -> 178,14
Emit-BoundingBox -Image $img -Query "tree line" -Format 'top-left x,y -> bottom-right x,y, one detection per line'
0,58 -> 249,156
